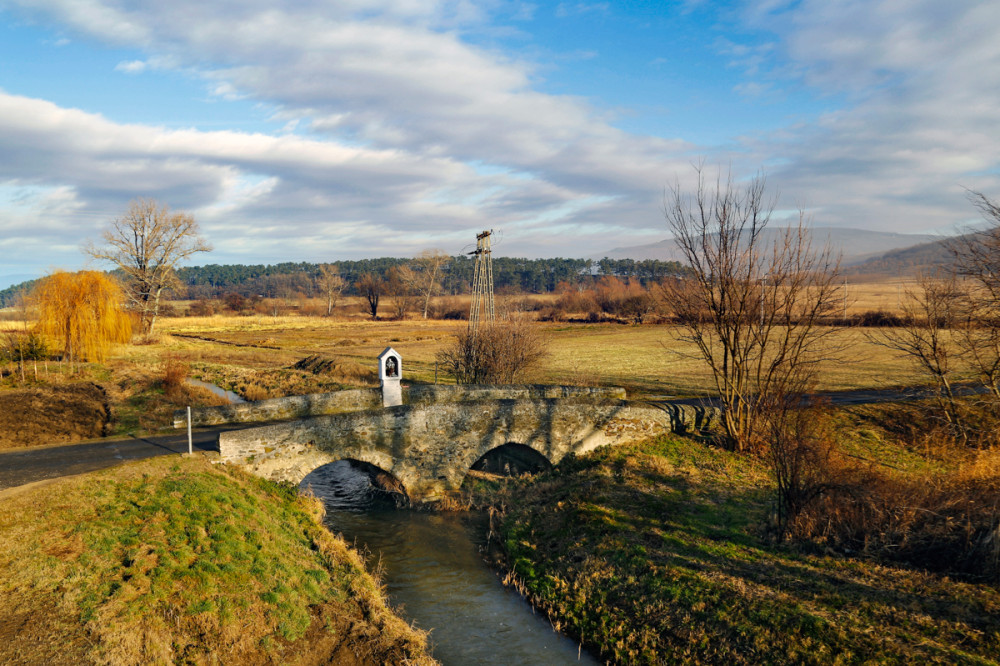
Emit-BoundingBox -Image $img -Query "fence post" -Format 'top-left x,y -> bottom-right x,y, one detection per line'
187,406 -> 193,455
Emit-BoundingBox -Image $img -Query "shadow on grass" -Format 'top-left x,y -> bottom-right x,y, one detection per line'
496,435 -> 1000,664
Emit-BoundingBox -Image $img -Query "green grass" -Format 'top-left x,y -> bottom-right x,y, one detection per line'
0,455 -> 433,665
485,435 -> 1000,665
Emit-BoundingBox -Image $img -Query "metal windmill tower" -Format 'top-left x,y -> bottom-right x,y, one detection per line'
468,230 -> 495,330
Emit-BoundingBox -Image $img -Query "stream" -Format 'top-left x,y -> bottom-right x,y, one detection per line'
186,379 -> 246,404
300,461 -> 600,666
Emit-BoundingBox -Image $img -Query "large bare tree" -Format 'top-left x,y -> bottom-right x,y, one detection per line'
661,167 -> 842,451
410,249 -> 449,318
86,199 -> 211,334
315,263 -> 345,316
356,272 -> 385,320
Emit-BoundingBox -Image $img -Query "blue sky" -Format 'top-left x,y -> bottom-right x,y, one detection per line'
0,1 -> 997,287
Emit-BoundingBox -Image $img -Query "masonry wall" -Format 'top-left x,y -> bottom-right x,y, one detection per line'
175,384 -> 627,427
218,399 -> 719,502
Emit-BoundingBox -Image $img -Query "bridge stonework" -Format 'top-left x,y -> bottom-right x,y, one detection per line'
217,394 -> 718,503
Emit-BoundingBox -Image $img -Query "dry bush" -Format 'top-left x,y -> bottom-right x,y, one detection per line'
592,277 -> 654,323
241,383 -> 271,401
766,402 -> 840,531
187,299 -> 216,317
854,309 -> 908,327
788,459 -> 1000,581
768,399 -> 1000,581
541,287 -> 597,321
297,299 -> 326,317
428,296 -> 468,320
161,358 -> 189,399
437,316 -> 548,384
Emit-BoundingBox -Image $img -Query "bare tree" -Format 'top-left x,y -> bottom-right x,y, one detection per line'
316,264 -> 345,316
410,249 -> 450,318
872,273 -> 967,436
661,167 -> 842,452
385,266 -> 417,320
356,272 -> 385,320
949,191 -> 1000,398
952,191 -> 1000,306
86,198 -> 211,334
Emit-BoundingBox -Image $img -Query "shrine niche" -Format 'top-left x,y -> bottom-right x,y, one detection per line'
378,347 -> 402,407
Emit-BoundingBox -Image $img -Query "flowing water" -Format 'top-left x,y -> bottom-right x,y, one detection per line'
301,461 -> 600,666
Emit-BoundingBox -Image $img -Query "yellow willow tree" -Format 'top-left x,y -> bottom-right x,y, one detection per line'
33,271 -> 132,363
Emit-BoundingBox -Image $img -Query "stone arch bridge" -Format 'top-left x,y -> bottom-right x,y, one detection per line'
208,385 -> 717,503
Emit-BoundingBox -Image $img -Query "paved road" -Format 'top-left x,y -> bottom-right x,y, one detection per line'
0,425 -> 256,492
0,384 -> 985,494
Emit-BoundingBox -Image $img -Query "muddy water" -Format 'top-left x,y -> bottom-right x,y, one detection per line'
301,462 -> 600,666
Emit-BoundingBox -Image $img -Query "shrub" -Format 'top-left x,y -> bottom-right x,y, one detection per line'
766,401 -> 839,533
783,403 -> 1000,580
187,299 -> 216,317
161,358 -> 189,399
788,459 -> 1000,581
437,317 -> 548,384
429,296 -> 468,320
1,331 -> 49,362
855,309 -> 907,327
593,277 -> 654,323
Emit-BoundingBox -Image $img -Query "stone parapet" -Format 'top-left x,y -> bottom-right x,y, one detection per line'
174,384 -> 627,428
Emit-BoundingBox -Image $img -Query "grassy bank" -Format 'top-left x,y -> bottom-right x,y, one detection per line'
476,433 -> 1000,664
0,455 -> 435,665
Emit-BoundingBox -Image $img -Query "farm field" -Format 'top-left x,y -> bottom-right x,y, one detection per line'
150,314 -> 930,398
0,277 -> 948,442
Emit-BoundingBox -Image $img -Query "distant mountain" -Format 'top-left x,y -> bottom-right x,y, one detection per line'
600,228 -> 942,267
844,236 -> 960,277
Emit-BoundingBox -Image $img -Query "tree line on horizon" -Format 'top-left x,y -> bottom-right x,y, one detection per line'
0,256 -> 689,308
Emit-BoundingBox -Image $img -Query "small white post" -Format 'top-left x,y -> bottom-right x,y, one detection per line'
187,406 -> 193,455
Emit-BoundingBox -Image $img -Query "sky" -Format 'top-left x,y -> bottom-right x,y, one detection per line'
1,0 -> 998,287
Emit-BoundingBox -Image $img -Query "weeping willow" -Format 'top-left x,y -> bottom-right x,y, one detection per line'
33,271 -> 133,363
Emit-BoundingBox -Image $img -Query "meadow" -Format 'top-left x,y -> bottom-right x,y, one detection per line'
149,312 -> 929,399
0,278 -> 942,440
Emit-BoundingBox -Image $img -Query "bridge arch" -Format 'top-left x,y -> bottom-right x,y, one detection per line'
469,443 -> 553,476
300,458 -> 410,508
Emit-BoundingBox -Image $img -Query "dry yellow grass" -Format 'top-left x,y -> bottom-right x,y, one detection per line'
150,314 -> 934,397
4,278 -> 946,403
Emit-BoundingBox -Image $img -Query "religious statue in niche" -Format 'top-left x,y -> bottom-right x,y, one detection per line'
385,356 -> 398,378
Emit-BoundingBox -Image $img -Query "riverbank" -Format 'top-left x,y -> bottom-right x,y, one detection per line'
472,429 -> 1000,664
0,454 -> 435,665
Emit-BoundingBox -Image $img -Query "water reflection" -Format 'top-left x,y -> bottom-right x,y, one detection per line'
301,461 -> 599,666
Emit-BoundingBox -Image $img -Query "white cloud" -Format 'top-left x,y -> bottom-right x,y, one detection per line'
730,0 -> 1000,233
114,59 -> 147,74
0,0 -> 697,274
2,0 -> 1000,280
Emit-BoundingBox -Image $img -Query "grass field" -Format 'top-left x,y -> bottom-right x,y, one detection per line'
0,455 -> 434,665
149,315 -> 931,397
0,289 -> 954,439
472,430 -> 1000,664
